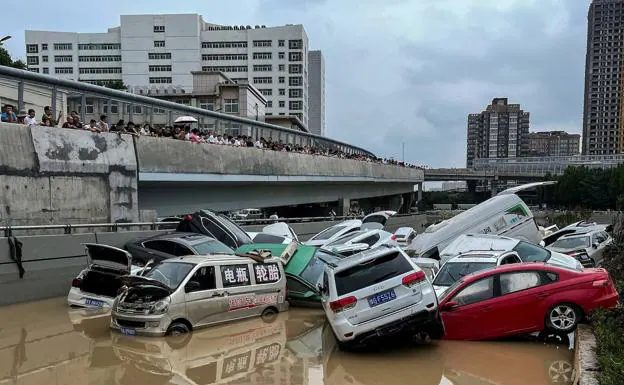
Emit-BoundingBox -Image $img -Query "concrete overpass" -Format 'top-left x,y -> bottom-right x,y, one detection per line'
424,168 -> 548,181
0,124 -> 423,225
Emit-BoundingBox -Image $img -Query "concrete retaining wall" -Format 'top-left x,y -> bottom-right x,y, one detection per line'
0,215 -> 427,307
574,324 -> 600,385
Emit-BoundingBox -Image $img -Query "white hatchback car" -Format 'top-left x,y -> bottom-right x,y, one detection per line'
319,246 -> 443,349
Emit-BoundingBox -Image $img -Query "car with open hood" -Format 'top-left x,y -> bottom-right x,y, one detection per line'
110,255 -> 288,337
176,209 -> 255,249
235,242 -> 344,307
320,228 -> 397,256
68,243 -> 144,309
406,182 -> 556,260
304,210 -> 397,247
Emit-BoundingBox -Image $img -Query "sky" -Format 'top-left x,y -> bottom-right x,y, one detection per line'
1,0 -> 591,167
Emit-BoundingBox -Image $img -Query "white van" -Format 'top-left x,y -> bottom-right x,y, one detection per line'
406,181 -> 556,260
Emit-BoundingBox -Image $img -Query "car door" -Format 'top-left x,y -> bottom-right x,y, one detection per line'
440,276 -> 499,340
487,271 -> 546,335
591,232 -> 609,265
184,265 -> 226,327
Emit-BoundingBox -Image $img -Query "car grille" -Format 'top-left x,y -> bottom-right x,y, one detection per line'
115,318 -> 146,328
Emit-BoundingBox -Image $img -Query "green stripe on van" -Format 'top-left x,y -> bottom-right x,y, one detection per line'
506,204 -> 528,217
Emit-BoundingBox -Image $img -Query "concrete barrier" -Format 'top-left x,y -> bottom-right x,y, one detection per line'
574,324 -> 600,385
0,215 -> 427,306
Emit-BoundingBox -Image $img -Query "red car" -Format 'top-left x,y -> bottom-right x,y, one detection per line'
438,262 -> 619,340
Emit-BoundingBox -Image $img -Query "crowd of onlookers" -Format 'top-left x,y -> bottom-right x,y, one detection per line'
1,104 -> 426,169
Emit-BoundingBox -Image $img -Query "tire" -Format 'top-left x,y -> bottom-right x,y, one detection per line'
165,321 -> 192,349
545,304 -> 581,335
261,307 -> 278,323
548,360 -> 574,384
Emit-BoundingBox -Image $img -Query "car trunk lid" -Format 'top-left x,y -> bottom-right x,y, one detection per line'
83,243 -> 132,273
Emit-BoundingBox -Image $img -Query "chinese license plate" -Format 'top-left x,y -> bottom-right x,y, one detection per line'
120,327 -> 136,336
368,289 -> 396,307
85,298 -> 105,307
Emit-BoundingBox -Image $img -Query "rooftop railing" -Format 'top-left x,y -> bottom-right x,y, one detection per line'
0,65 -> 375,157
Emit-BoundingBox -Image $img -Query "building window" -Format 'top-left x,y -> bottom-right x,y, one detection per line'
279,101 -> 285,108
28,68 -> 39,73
149,65 -> 172,72
53,43 -> 73,50
79,67 -> 122,74
252,40 -> 272,47
224,99 -> 239,113
289,88 -> 302,98
54,55 -> 73,62
79,55 -> 122,62
278,40 -> 285,47
289,39 -> 302,49
279,89 -> 285,95
279,76 -> 285,83
41,43 -> 48,51
289,101 -> 302,110
259,89 -> 273,96
252,52 -> 272,60
199,101 -> 214,110
154,25 -> 165,33
202,54 -> 247,61
202,41 -> 247,48
42,55 -> 48,62
149,77 -> 172,84
78,43 -> 121,50
253,77 -> 272,84
202,66 -> 247,72
26,44 -> 38,53
42,67 -> 49,74
148,53 -> 172,60
253,64 -> 272,72
267,101 -> 273,107
154,40 -> 165,47
276,64 -> 284,71
289,52 -> 303,61
278,52 -> 285,59
27,56 -> 39,65
55,67 -> 73,74
289,64 -> 302,74
289,76 -> 302,86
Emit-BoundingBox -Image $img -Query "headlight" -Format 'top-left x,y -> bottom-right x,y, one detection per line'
112,297 -> 120,311
149,297 -> 171,315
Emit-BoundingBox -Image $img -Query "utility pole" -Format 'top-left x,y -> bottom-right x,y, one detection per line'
402,142 -> 405,163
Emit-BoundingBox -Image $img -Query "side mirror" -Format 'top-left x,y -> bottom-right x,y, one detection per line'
185,280 -> 201,293
440,301 -> 460,311
593,242 -> 600,249
539,241 -> 546,247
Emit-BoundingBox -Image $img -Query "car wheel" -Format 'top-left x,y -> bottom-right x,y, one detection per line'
261,307 -> 278,323
545,304 -> 580,334
548,360 -> 574,384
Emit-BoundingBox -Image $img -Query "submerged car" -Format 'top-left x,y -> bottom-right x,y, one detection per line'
125,232 -> 234,265
68,243 -> 144,309
177,209 -> 255,249
438,263 -> 619,340
394,227 -> 417,248
320,228 -> 397,256
235,242 -> 344,307
246,222 -> 299,245
546,229 -> 612,267
541,221 -> 612,247
320,245 -> 443,349
411,257 -> 440,282
304,210 -> 397,247
111,255 -> 288,337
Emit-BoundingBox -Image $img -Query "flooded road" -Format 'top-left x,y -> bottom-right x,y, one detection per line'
0,298 -> 574,385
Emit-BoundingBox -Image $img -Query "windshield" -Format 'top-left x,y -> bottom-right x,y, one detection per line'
192,240 -> 234,255
325,231 -> 366,247
310,226 -> 347,241
143,262 -> 194,290
551,236 -> 591,250
513,241 -> 551,262
433,262 -> 496,287
300,249 -> 342,285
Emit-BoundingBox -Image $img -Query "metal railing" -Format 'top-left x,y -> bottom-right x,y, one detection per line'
0,65 -> 374,156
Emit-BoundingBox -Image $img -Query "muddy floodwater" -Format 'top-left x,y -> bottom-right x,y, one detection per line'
0,298 -> 574,385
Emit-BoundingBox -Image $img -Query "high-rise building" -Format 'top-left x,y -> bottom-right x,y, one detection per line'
25,14 -> 326,132
582,0 -> 624,154
307,50 -> 325,136
466,98 -> 530,168
527,131 -> 581,156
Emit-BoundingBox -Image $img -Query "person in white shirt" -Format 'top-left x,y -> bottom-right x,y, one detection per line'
24,109 -> 38,126
254,139 -> 263,148
97,115 -> 109,132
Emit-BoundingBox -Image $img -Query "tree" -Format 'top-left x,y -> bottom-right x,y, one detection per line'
104,80 -> 128,90
0,46 -> 26,69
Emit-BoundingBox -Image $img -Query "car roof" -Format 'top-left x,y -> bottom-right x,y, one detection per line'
457,262 -> 575,284
440,234 -> 520,257
138,232 -> 217,245
161,254 -> 274,265
332,245 -> 401,271
558,232 -> 593,240
447,250 -> 514,262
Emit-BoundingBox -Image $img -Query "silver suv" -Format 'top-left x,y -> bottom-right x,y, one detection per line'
319,246 -> 443,349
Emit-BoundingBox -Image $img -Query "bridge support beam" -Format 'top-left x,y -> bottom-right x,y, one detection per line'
338,198 -> 351,216
491,180 -> 498,197
417,182 -> 423,202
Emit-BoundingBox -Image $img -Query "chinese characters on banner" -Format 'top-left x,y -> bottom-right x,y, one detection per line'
254,263 -> 281,284
221,264 -> 251,287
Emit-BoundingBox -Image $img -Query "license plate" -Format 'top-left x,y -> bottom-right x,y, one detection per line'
368,289 -> 396,307
580,254 -> 589,260
85,298 -> 105,307
120,327 -> 136,336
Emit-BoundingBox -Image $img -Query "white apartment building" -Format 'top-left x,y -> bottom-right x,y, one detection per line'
25,13 -> 325,132
307,50 -> 325,136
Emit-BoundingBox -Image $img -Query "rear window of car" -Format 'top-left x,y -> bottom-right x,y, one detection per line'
192,240 -> 234,255
310,226 -> 347,241
334,251 -> 413,296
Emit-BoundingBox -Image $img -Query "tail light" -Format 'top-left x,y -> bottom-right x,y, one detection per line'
403,271 -> 426,287
184,215 -> 192,221
391,234 -> 397,241
71,278 -> 82,288
329,296 -> 357,313
593,279 -> 610,288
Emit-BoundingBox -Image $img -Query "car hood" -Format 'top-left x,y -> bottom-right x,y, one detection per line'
547,252 -> 584,269
120,275 -> 173,292
177,209 -> 253,249
83,243 -> 132,272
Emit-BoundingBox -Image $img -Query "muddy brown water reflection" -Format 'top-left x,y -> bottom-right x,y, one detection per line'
0,298 -> 574,385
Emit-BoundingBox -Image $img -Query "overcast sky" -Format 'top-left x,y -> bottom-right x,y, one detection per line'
2,0 -> 591,167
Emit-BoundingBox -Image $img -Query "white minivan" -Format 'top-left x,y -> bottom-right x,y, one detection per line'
406,181 -> 556,260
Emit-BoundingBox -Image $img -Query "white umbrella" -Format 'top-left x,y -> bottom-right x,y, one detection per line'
174,116 -> 198,123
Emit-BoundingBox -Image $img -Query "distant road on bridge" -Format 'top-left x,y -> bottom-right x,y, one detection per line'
424,168 -> 548,181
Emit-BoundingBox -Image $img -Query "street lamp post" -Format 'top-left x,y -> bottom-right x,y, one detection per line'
402,142 -> 405,163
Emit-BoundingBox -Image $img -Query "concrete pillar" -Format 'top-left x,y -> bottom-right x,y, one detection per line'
17,81 -> 24,112
491,180 -> 498,197
417,182 -> 423,202
387,194 -> 404,212
338,198 -> 351,216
